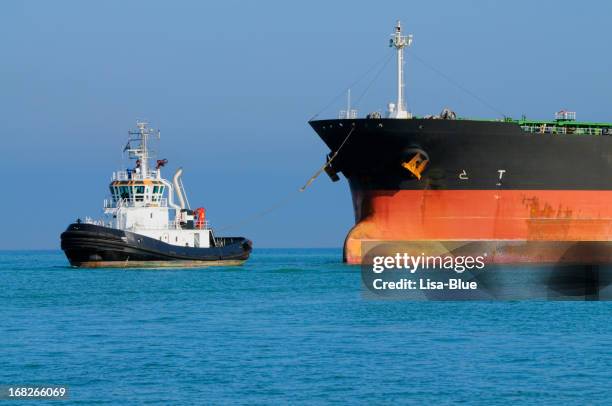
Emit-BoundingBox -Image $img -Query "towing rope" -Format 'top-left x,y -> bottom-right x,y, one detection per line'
218,126 -> 356,232
215,191 -> 299,233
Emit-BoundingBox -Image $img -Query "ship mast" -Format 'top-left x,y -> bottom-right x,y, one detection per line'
388,20 -> 413,119
126,121 -> 160,178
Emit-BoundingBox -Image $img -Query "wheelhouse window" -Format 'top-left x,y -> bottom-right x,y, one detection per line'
151,185 -> 164,202
134,185 -> 145,202
119,186 -> 130,200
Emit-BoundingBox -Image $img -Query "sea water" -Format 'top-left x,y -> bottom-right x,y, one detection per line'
1,249 -> 611,404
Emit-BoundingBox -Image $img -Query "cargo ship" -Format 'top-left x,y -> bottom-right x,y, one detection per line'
61,121 -> 252,267
309,21 -> 612,265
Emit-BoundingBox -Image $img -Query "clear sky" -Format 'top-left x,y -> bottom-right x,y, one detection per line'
1,0 -> 611,249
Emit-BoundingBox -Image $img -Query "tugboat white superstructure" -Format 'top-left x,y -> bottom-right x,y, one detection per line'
61,121 -> 252,268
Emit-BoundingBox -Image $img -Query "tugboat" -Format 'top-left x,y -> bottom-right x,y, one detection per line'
61,121 -> 252,268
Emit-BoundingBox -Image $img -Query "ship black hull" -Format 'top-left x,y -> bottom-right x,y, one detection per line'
310,118 -> 612,190
61,223 -> 252,268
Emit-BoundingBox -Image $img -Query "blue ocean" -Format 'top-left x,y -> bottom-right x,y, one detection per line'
1,249 -> 611,404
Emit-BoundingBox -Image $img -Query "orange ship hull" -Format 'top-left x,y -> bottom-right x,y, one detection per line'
346,190 -> 612,264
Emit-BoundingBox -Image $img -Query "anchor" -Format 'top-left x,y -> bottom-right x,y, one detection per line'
324,153 -> 340,182
401,152 -> 429,180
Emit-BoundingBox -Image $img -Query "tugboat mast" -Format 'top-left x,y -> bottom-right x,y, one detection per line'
388,20 -> 413,119
126,121 -> 160,178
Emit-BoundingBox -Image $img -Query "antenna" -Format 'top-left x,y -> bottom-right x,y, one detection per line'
339,88 -> 358,119
388,20 -> 413,119
126,121 -> 160,178
347,88 -> 351,117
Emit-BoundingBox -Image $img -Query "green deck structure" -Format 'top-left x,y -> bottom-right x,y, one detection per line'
455,111 -> 612,135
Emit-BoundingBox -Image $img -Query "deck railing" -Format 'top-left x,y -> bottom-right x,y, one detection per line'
520,125 -> 611,136
104,198 -> 168,209
123,220 -> 211,231
83,217 -> 109,227
112,170 -> 159,181
339,109 -> 358,119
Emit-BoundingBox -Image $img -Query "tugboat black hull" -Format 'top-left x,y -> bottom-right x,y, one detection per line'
60,223 -> 252,268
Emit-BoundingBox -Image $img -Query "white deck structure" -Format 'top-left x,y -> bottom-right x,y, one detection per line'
94,121 -> 213,248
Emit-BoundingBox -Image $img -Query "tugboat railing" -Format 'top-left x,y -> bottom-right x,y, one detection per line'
104,198 -> 168,209
83,217 -> 109,227
123,220 -> 211,231
112,170 -> 158,181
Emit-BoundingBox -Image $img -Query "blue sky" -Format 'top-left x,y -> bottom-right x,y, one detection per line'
1,0 -> 611,249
